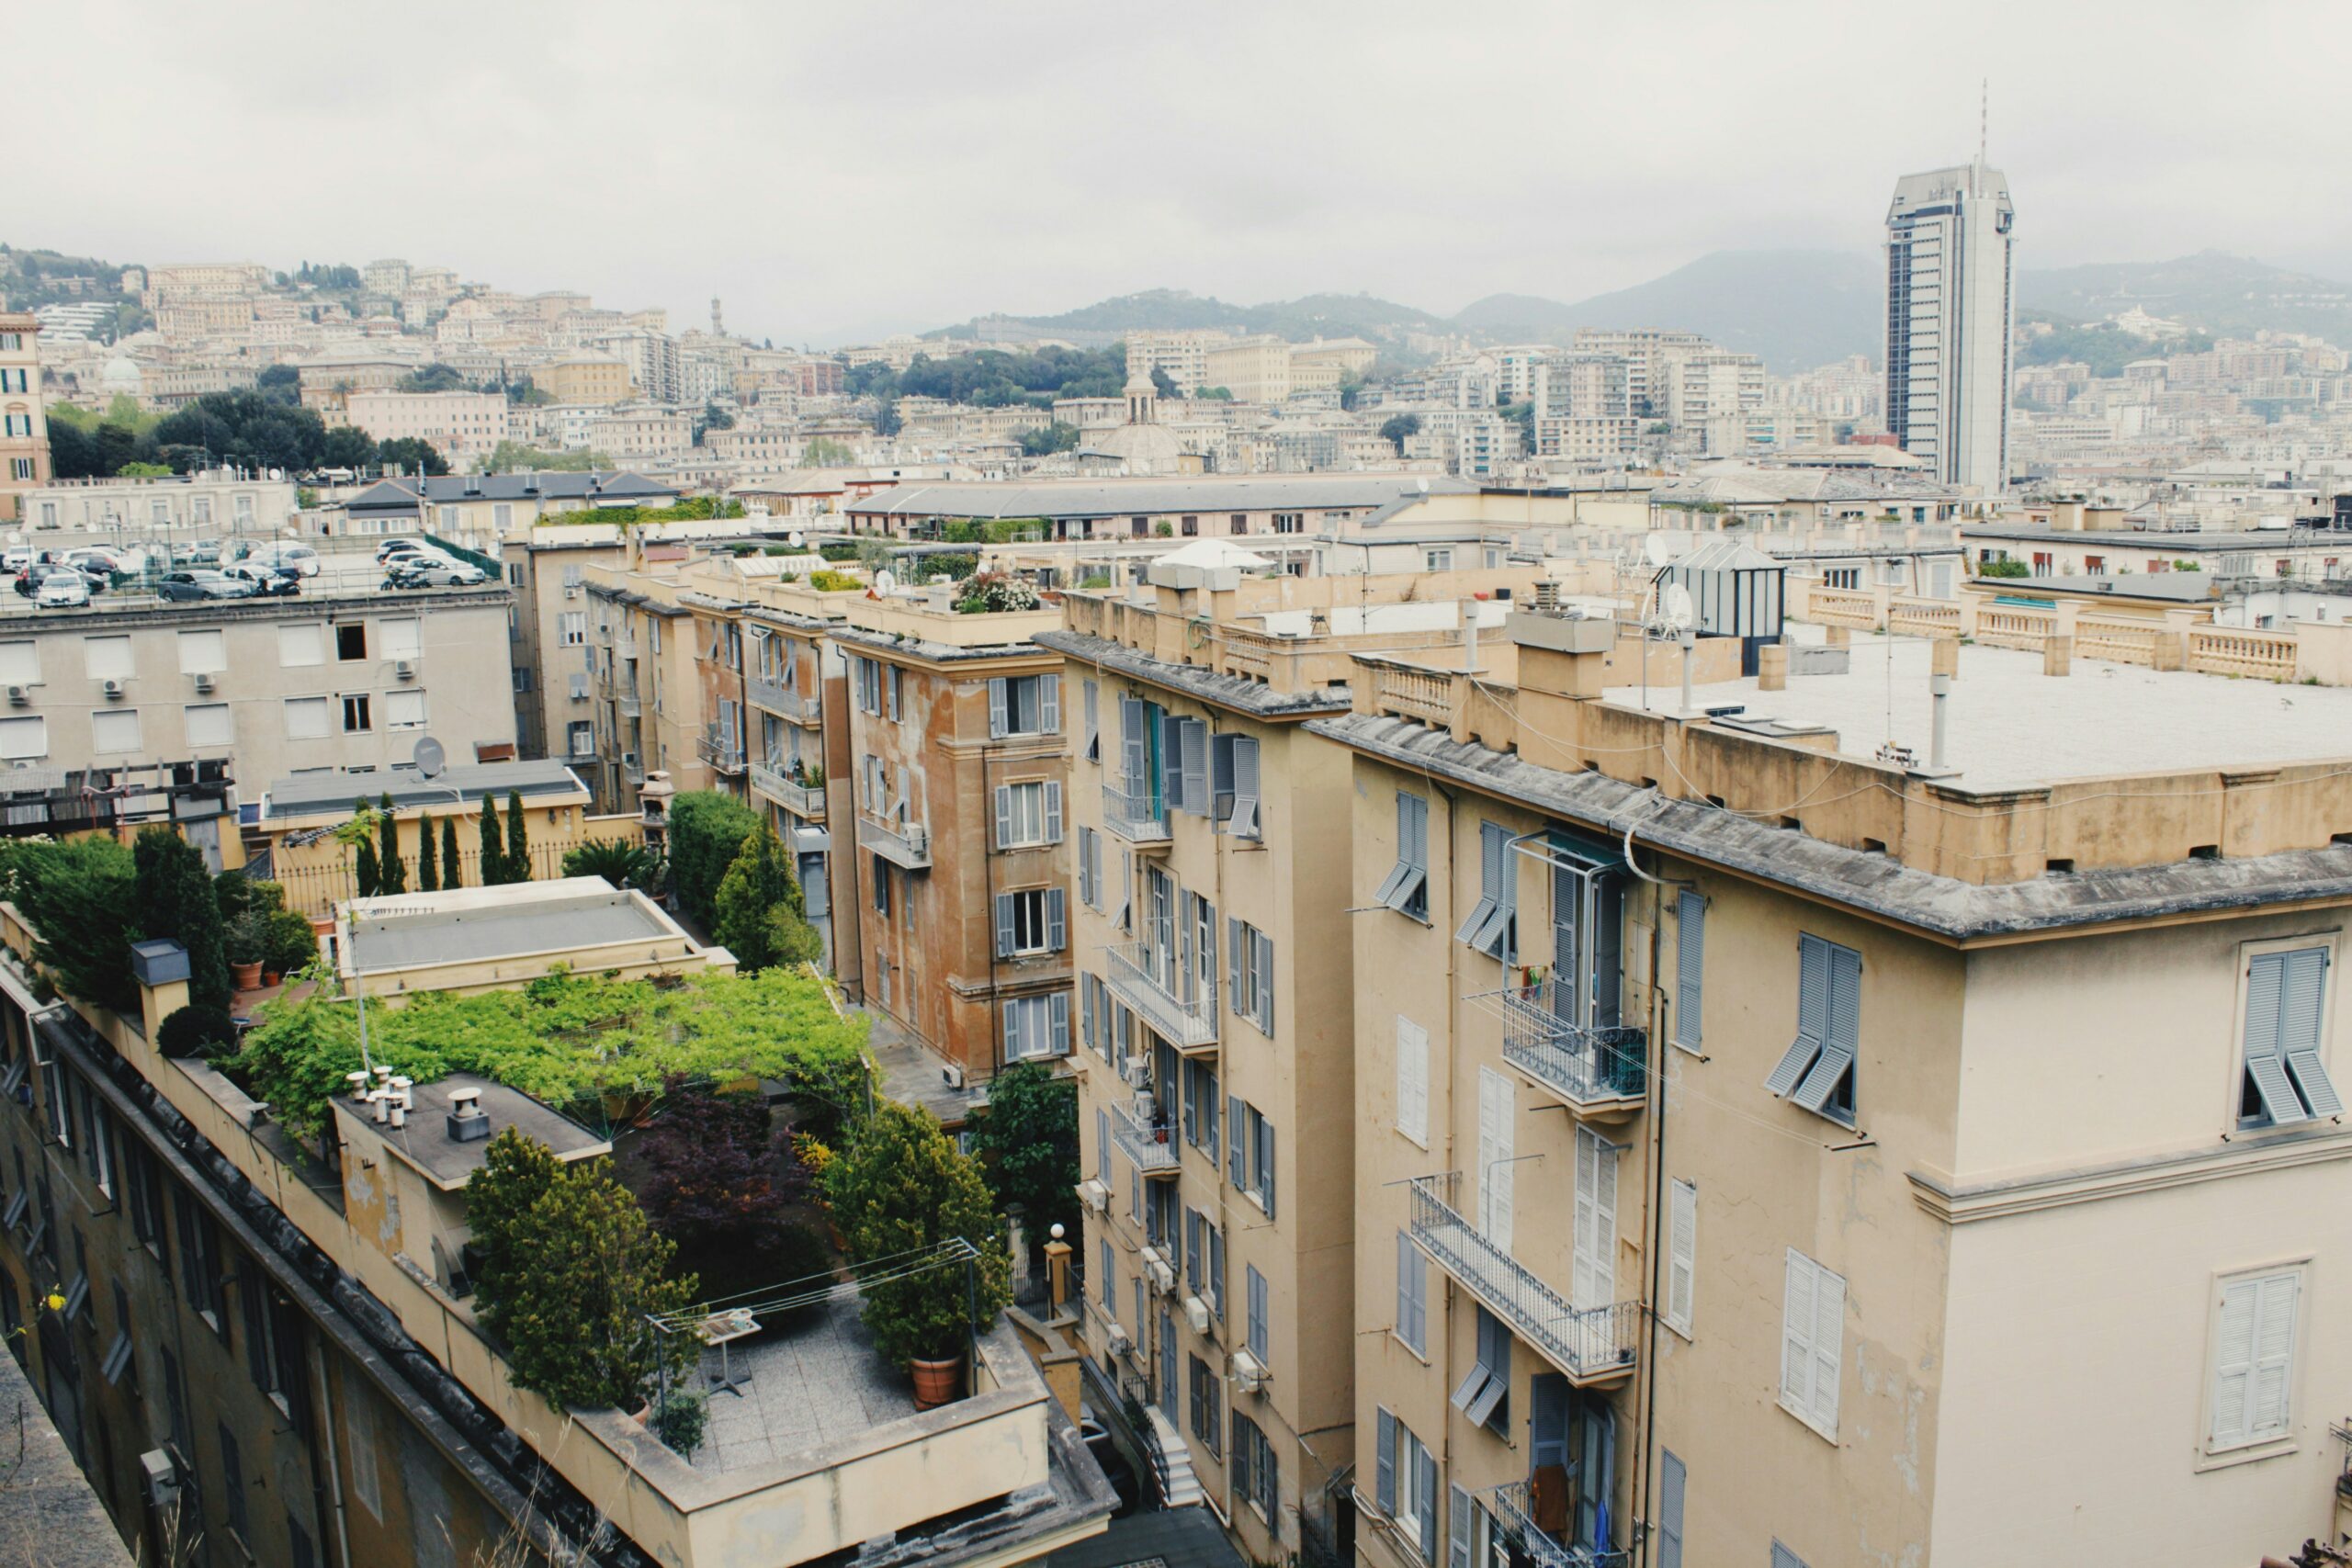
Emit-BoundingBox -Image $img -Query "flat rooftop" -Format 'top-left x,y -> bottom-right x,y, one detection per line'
346,879 -> 682,973
1608,627 -> 2352,791
266,758 -> 587,820
695,1289 -> 918,1475
333,1071 -> 609,1188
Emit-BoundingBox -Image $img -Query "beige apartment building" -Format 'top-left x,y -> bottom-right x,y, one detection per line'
1041,561 -> 1544,1563
581,554 -> 716,812
531,354 -> 633,406
501,531 -> 628,763
1302,581 -> 2352,1566
0,314 -> 51,523
20,470 -> 300,539
342,389 -> 512,467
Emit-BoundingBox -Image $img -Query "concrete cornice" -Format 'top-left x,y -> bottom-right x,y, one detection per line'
1907,1126 -> 2352,1224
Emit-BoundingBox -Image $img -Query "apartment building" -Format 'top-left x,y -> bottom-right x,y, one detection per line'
1306,581 -> 2352,1566
0,314 -> 51,523
1886,160 -> 2016,493
20,470 -> 299,539
501,532 -> 631,761
530,355 -> 633,406
0,879 -> 1112,1567
0,583 -> 515,830
332,470 -> 680,547
580,556 -> 711,813
1042,561 -> 1547,1563
341,389 -> 512,467
296,351 -> 418,415
1202,336 -> 1295,405
840,589 -> 1070,1095
844,476 -> 1479,543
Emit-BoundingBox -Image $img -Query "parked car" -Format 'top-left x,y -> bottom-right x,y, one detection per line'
223,562 -> 301,597
376,537 -> 432,563
62,547 -> 126,576
390,558 -> 487,587
178,540 -> 223,566
0,547 -> 31,573
248,543 -> 321,578
35,571 -> 90,609
157,570 -> 255,602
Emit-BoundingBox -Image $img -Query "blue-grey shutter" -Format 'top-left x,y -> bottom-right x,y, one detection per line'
1081,678 -> 1099,761
1204,1064 -> 1221,1162
1160,712 -> 1184,808
1248,1266 -> 1268,1359
987,677 -> 1007,738
1258,1111 -> 1275,1218
1375,1408 -> 1396,1514
1120,698 -> 1148,793
1081,976 -> 1097,1050
1417,1445 -> 1438,1562
1232,737 -> 1261,836
1046,888 -> 1067,951
1180,720 -> 1208,815
1767,935 -> 1832,1097
1657,1451 -> 1686,1568
1793,941 -> 1860,1112
1228,918 -> 1247,1017
1049,993 -> 1069,1055
1211,733 -> 1236,822
1186,1210 -> 1203,1292
1039,674 -> 1060,734
2279,948 -> 2341,1116
1676,889 -> 1705,1047
1227,1095 -> 1246,1188
994,892 -> 1015,959
1210,1223 -> 1225,1310
1001,999 -> 1017,1056
1043,780 -> 1063,843
1097,1108 -> 1110,1183
1254,931 -> 1275,1034
888,664 -> 902,722
1448,1485 -> 1474,1568
994,784 -> 1013,850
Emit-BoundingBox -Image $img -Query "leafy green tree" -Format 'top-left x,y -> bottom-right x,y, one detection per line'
255,364 -> 302,406
465,1129 -> 564,1311
713,824 -> 821,973
1148,367 -> 1178,399
2,837 -> 139,1013
416,811 -> 438,892
822,1100 -> 1012,1367
377,436 -> 449,477
440,818 -> 464,888
376,795 -> 407,896
319,425 -> 377,468
666,792 -> 761,928
478,796 -> 504,886
354,836 -> 380,899
561,839 -> 664,893
1380,413 -> 1422,454
505,790 -> 529,884
131,828 -> 230,1011
967,1062 -> 1079,1263
396,363 -> 467,394
1019,422 -> 1080,457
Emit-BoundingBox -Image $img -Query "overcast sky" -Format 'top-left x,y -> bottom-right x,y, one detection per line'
16,2 -> 2350,345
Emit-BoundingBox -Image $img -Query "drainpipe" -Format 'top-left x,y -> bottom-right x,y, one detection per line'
981,739 -> 1001,1080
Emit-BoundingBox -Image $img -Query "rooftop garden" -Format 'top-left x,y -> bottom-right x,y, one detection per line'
536,496 -> 748,528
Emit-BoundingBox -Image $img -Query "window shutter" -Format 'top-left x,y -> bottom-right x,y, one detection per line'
1081,679 -> 1099,761
1039,674 -> 1059,734
1229,919 -> 1247,1017
1255,932 -> 1275,1033
1081,976 -> 1097,1050
1227,1095 -> 1246,1188
2248,1271 -> 2300,1439
1448,1485 -> 1473,1568
1396,1014 -> 1428,1144
1417,1446 -> 1438,1562
1780,1248 -> 1815,1415
986,677 -> 1007,738
1210,1224 -> 1225,1310
994,785 -> 1013,850
1000,1000 -> 1017,1055
1656,1451 -> 1686,1568
1573,1126 -> 1600,1309
2211,1276 -> 2258,1447
1232,737 -> 1261,836
1121,698 -> 1148,792
1180,720 -> 1208,815
888,664 -> 901,722
1211,733 -> 1236,822
1049,993 -> 1070,1056
1078,829 -> 1095,908
1768,936 -> 1834,1098
1375,1409 -> 1397,1514
1258,1112 -> 1275,1218
2278,948 -> 2341,1117
1043,780 -> 1064,843
1793,941 -> 1860,1112
1160,712 -> 1184,808
1396,1231 -> 1424,1352
994,893 -> 1015,959
1811,1262 -> 1845,1435
1675,890 -> 1705,1047
1667,1179 -> 1697,1333
1186,1210 -> 1203,1292
1406,794 -> 1427,871
1248,1266 -> 1268,1359
1046,888 -> 1066,951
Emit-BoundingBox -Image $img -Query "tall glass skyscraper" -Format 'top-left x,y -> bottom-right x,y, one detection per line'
1884,162 -> 2015,494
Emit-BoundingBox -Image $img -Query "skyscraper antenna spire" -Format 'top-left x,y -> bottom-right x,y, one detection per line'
1977,78 -> 1988,186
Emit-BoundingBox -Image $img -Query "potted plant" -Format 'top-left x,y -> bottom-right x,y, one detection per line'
226,909 -> 266,991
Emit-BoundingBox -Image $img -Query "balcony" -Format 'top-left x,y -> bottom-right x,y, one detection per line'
1107,1091 -> 1180,1177
748,673 -> 820,724
750,761 -> 826,820
1482,1481 -> 1629,1568
612,635 -> 639,659
857,810 -> 932,870
1479,980 -> 1647,1119
1407,1174 -> 1636,1385
1102,942 -> 1217,1052
616,691 -> 642,719
698,730 -> 747,778
1102,780 -> 1170,845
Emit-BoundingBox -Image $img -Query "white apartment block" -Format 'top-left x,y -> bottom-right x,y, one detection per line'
20,471 -> 299,537
343,390 -> 513,466
1886,162 -> 2016,493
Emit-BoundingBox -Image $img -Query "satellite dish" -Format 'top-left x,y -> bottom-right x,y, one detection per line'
411,736 -> 447,780
875,570 -> 899,594
1416,477 -> 1430,494
1643,534 -> 1673,568
1661,583 -> 1695,632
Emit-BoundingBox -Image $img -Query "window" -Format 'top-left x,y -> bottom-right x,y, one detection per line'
994,779 -> 1062,848
1160,716 -> 1208,815
1456,821 -> 1517,961
1078,827 -> 1102,909
1231,1413 -> 1277,1520
1184,1206 -> 1225,1312
1228,1097 -> 1275,1216
1377,793 -> 1430,919
995,887 -> 1066,957
2206,1265 -> 2302,1453
1375,1409 -> 1439,1562
1211,733 -> 1261,838
176,631 -> 226,674
1227,918 -> 1274,1034
559,612 -> 586,648
1189,1355 -> 1223,1455
0,716 -> 43,760
1765,935 -> 1860,1125
334,624 -> 368,661
1450,1305 -> 1509,1432
83,637 -> 133,682
1395,1014 -> 1429,1145
284,696 -> 330,740
854,656 -> 884,715
340,694 -> 373,733
872,854 -> 891,917
1656,1451 -> 1686,1568
1396,1231 -> 1427,1355
173,1187 -> 228,1330
1664,1179 -> 1697,1337
1571,1125 -> 1617,1310
1182,1057 -> 1221,1159
0,642 -> 35,685
278,624 -> 324,667
90,708 -> 141,755
493,503 -> 513,529
567,720 -> 594,758
1779,1248 -> 1845,1441
1423,548 -> 1453,572
220,1422 -> 250,1543
380,619 -> 422,662
988,673 -> 1060,738
1246,1264 -> 1269,1364
345,1393 -> 382,1519
2239,946 -> 2341,1127
1673,890 -> 1705,1050
1001,993 -> 1069,1060
377,685 -> 428,730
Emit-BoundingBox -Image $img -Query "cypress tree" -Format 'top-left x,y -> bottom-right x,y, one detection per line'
441,817 -> 464,888
479,796 -> 504,886
377,793 -> 407,896
355,837 -> 380,899
505,789 -> 529,884
416,811 -> 439,892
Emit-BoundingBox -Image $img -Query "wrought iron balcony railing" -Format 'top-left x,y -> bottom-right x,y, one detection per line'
1482,1481 -> 1630,1568
749,761 -> 827,819
1102,780 -> 1170,844
1480,980 -> 1647,1112
1407,1173 -> 1638,1384
1108,1092 -> 1181,1176
1103,942 -> 1218,1051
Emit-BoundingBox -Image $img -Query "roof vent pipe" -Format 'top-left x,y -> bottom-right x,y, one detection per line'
1930,671 -> 1952,773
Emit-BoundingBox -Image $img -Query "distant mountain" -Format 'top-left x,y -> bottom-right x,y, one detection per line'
930,287 -> 1447,347
2016,250 -> 2352,339
1454,250 -> 1885,371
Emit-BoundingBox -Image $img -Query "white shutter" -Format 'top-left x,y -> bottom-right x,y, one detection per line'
1667,1179 -> 1697,1334
1571,1126 -> 1615,1311
1810,1260 -> 1845,1436
2212,1269 -> 2301,1448
1780,1248 -> 1815,1416
1657,1452 -> 1686,1568
1396,1014 -> 1428,1145
1477,1068 -> 1512,1252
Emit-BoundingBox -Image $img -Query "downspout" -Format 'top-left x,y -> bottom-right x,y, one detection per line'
981,740 -> 1001,1080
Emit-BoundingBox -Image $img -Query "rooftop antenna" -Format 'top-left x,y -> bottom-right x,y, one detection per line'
1974,78 -> 1988,194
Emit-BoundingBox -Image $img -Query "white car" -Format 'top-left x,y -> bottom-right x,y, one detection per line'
251,543 -> 322,578
376,537 -> 432,563
35,571 -> 90,609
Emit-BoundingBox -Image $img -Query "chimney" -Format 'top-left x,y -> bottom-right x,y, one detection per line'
2044,634 -> 2073,677
447,1086 -> 491,1142
1758,642 -> 1790,692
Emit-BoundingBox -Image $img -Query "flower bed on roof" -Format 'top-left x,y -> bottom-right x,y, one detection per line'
234,965 -> 867,1140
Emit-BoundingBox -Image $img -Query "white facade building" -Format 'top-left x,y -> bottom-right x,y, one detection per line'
1885,161 -> 2016,493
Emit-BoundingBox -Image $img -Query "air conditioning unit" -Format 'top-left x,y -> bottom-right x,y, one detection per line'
940,1063 -> 966,1091
1182,1293 -> 1212,1334
4,686 -> 24,707
1079,1179 -> 1109,1213
1119,1058 -> 1149,1089
565,585 -> 582,600
1144,1253 -> 1176,1297
192,671 -> 215,694
1230,1349 -> 1267,1394
138,1448 -> 179,1510
394,660 -> 416,682
1106,1325 -> 1133,1358
101,678 -> 124,699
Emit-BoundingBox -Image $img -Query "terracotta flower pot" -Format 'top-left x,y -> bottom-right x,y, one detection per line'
232,961 -> 263,990
262,970 -> 281,987
910,1355 -> 963,1410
